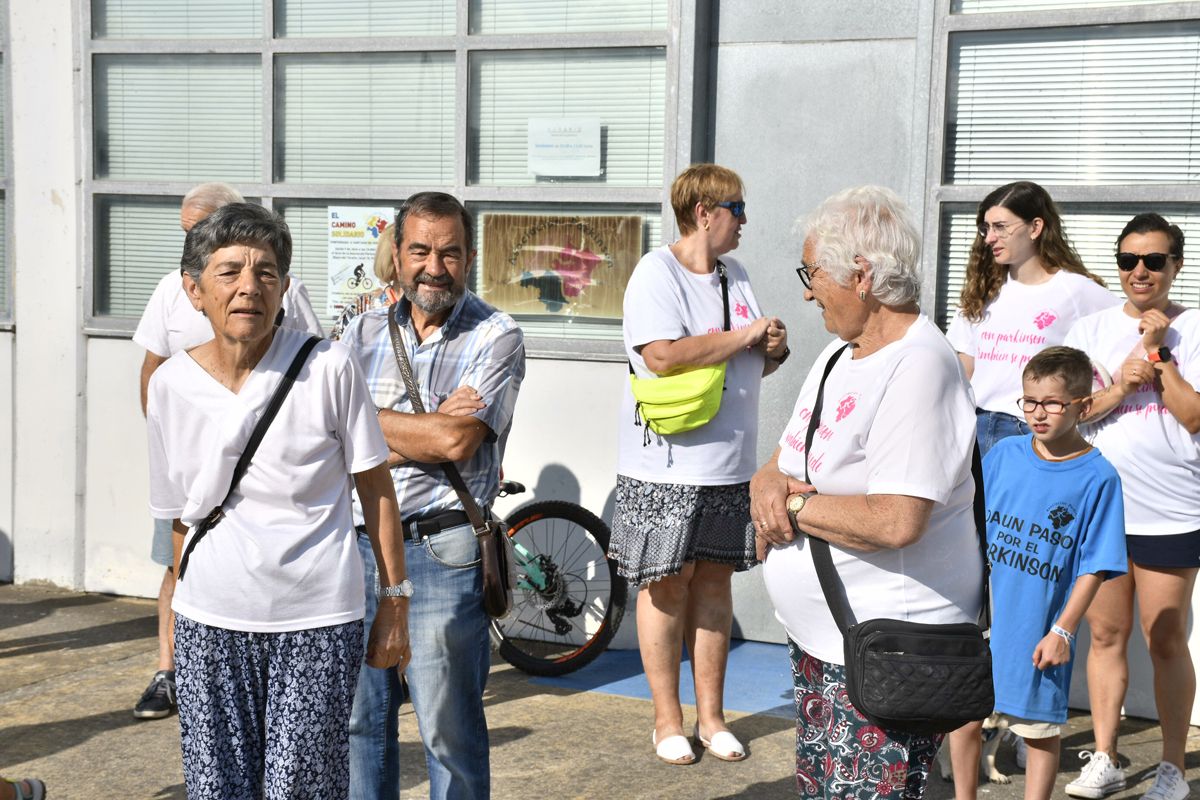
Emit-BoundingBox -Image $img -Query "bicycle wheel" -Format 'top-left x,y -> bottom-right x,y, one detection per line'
491,500 -> 627,677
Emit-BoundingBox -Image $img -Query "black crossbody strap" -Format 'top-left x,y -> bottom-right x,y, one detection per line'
387,304 -> 490,534
798,344 -> 991,633
177,334 -> 320,580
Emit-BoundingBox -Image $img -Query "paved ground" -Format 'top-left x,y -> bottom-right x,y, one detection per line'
2,584 -> 1198,799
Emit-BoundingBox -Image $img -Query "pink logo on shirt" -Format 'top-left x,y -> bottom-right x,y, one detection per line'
835,394 -> 858,422
734,301 -> 750,320
1033,311 -> 1057,330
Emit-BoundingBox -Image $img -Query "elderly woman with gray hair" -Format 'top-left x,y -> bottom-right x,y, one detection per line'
145,203 -> 410,799
750,186 -> 982,799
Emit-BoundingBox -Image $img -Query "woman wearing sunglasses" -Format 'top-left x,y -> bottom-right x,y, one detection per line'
614,163 -> 788,765
1061,213 -> 1200,800
947,181 -> 1117,458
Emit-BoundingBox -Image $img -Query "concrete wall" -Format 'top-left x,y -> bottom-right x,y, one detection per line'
0,331 -> 13,581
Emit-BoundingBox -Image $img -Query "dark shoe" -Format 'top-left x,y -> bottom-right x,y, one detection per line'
133,669 -> 176,719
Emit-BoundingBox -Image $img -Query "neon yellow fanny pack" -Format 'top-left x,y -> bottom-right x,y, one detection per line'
630,362 -> 726,436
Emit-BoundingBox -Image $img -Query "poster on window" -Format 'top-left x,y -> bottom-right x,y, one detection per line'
479,213 -> 643,320
326,206 -> 394,317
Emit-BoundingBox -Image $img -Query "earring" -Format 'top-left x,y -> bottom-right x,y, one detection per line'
703,221 -> 709,231
859,290 -> 867,301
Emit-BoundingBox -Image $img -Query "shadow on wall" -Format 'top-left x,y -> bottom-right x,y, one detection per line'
527,463 -> 617,525
0,528 -> 11,582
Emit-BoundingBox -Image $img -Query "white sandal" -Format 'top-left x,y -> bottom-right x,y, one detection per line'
652,730 -> 696,765
4,778 -> 46,800
695,725 -> 747,762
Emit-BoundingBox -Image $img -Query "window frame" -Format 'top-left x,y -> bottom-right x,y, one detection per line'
923,0 -> 1200,323
80,0 -> 710,361
0,1 -> 12,328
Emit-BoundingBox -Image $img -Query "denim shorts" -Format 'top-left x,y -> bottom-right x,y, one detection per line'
975,409 -> 1029,458
1127,531 -> 1200,569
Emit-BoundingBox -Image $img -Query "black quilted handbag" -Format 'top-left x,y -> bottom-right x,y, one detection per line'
796,345 -> 994,736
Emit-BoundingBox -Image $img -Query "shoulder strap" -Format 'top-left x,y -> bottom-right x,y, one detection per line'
387,304 -> 490,534
799,344 -> 992,633
627,260 -> 731,377
177,334 -> 320,580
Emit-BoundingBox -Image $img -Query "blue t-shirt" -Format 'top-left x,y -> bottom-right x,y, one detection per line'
984,435 -> 1127,723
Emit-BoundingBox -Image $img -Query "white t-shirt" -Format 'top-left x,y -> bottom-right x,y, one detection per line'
146,327 -> 388,632
763,316 -> 983,664
947,271 -> 1119,414
1065,306 -> 1200,536
617,246 -> 767,485
133,270 -> 325,358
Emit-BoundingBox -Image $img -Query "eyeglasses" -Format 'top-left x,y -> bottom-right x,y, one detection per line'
977,220 -> 1025,239
716,200 -> 746,217
796,261 -> 822,289
1115,252 -> 1176,272
1016,397 -> 1084,415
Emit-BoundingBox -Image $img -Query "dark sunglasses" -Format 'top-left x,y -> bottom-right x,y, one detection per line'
716,200 -> 746,217
1115,252 -> 1176,272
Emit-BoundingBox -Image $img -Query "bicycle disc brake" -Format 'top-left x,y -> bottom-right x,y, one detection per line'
529,557 -> 583,635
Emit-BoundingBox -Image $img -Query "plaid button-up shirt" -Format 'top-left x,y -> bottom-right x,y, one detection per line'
342,291 -> 525,518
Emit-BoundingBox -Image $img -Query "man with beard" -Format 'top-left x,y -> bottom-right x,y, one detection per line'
341,192 -> 525,800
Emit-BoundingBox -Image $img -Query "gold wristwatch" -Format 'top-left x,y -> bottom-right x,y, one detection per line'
787,493 -> 808,516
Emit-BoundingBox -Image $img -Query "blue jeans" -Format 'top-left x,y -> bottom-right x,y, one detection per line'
349,526 -> 490,800
975,409 -> 1029,458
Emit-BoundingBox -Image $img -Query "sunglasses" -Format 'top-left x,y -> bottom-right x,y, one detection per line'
1115,252 -> 1176,272
716,200 -> 746,217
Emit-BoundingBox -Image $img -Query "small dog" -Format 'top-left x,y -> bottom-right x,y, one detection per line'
936,713 -> 1012,785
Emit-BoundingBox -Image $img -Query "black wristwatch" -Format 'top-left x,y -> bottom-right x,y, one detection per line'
1148,346 -> 1173,364
772,347 -> 791,365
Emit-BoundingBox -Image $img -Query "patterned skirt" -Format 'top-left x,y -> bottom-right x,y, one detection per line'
789,641 -> 942,800
608,474 -> 758,586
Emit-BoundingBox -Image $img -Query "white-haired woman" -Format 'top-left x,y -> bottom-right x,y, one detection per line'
751,186 -> 982,799
145,203 -> 409,798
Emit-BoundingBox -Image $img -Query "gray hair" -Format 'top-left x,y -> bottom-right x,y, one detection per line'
180,203 -> 292,282
395,192 -> 474,252
801,185 -> 922,306
182,182 -> 244,216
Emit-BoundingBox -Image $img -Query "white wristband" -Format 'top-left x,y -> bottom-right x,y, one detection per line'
1051,624 -> 1074,644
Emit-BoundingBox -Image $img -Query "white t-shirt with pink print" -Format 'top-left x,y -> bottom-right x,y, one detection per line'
618,246 -> 766,485
1065,305 -> 1200,536
947,270 -> 1119,415
763,316 -> 982,664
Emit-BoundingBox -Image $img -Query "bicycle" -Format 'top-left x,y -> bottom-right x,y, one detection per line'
489,480 -> 628,677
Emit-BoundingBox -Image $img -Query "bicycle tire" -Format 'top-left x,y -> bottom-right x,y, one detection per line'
491,500 -> 627,677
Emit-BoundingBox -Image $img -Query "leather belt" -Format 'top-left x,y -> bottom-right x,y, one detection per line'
402,510 -> 471,541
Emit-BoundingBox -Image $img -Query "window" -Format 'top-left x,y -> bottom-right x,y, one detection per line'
0,8 -> 9,325
929,5 -> 1200,327
84,0 -> 697,354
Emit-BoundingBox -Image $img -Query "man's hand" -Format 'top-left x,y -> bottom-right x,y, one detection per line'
1032,630 -> 1070,670
437,385 -> 485,417
367,597 -> 411,671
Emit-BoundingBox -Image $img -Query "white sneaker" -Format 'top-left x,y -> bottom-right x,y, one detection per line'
1066,751 -> 1127,799
1141,761 -> 1189,800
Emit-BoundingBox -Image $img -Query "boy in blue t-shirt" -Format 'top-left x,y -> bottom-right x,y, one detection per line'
978,346 -> 1128,800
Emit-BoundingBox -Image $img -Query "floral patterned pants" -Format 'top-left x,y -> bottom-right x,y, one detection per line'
174,615 -> 363,799
789,641 -> 942,800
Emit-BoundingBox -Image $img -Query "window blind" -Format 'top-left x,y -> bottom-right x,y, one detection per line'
94,196 -> 185,318
94,55 -> 262,182
470,0 -> 667,34
0,56 -> 6,179
276,0 -> 453,38
470,49 -> 666,187
946,23 -> 1200,185
275,53 -> 455,185
92,0 -> 262,38
954,0 -> 1175,13
936,205 -> 1200,328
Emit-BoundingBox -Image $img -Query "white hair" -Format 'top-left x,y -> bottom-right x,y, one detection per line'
182,182 -> 244,215
800,185 -> 922,307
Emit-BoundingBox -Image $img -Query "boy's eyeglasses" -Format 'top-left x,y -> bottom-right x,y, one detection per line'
1115,252 -> 1176,272
977,220 -> 1025,239
716,200 -> 746,217
1017,397 -> 1084,415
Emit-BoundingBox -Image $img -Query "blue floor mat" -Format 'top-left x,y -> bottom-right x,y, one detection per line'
531,640 -> 794,719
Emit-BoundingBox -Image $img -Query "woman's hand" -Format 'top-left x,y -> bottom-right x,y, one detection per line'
1032,630 -> 1070,670
762,318 -> 788,360
1119,355 -> 1156,395
1139,308 -> 1172,351
750,451 -> 812,559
